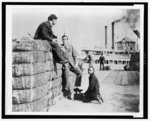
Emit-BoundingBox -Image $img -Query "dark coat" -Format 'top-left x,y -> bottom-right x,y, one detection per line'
84,73 -> 100,101
34,21 -> 69,63
34,21 -> 55,41
99,55 -> 105,64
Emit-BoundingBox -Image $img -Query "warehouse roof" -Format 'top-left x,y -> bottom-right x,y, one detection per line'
116,37 -> 135,43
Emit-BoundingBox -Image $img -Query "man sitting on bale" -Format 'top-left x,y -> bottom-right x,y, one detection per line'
61,35 -> 83,100
83,66 -> 104,104
34,14 -> 68,64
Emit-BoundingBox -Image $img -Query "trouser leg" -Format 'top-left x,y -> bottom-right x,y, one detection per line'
70,65 -> 82,87
100,64 -> 101,70
63,63 -> 71,91
97,92 -> 104,103
48,41 -> 68,63
83,94 -> 95,102
89,61 -> 93,67
102,64 -> 104,70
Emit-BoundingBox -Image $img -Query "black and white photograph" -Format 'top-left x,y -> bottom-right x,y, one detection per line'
2,2 -> 148,119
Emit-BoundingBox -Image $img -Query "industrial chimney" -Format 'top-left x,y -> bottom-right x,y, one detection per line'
112,22 -> 115,49
105,26 -> 107,49
111,19 -> 122,50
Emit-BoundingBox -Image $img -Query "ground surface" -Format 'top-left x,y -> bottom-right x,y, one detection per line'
48,64 -> 139,114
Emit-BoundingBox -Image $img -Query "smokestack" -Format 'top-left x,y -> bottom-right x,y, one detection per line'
112,22 -> 114,49
111,19 -> 122,50
105,26 -> 107,49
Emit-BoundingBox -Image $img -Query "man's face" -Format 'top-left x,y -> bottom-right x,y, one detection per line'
62,37 -> 68,45
88,68 -> 94,75
53,39 -> 58,43
52,19 -> 57,25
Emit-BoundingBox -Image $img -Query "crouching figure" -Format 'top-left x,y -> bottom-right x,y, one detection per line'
83,66 -> 104,104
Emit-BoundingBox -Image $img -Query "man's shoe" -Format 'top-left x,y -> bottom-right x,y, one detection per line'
63,90 -> 70,97
66,91 -> 74,100
74,88 -> 83,94
74,88 -> 78,94
97,95 -> 104,103
91,100 -> 101,104
67,94 -> 74,100
67,95 -> 72,100
77,88 -> 83,93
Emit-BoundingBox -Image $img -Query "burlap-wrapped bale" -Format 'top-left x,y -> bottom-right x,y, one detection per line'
13,71 -> 53,89
47,98 -> 53,107
52,77 -> 62,89
53,63 -> 62,71
12,62 -> 54,77
52,70 -> 62,79
46,52 -> 53,61
52,93 -> 63,105
47,91 -> 53,106
45,61 -> 54,72
39,107 -> 48,112
12,38 -> 65,112
12,64 -> 33,76
48,80 -> 53,90
12,51 -> 48,64
12,94 -> 49,112
51,86 -> 62,98
13,39 -> 51,52
12,84 -> 49,104
12,102 -> 33,112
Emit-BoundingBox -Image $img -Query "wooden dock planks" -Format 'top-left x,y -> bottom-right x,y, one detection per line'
128,71 -> 139,85
113,71 -> 124,85
101,71 -> 139,86
121,71 -> 128,85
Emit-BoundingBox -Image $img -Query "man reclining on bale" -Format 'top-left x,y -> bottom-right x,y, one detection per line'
34,14 -> 68,64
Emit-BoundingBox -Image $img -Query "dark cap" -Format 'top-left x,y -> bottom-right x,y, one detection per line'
88,66 -> 95,72
48,14 -> 58,20
62,34 -> 68,38
62,34 -> 68,39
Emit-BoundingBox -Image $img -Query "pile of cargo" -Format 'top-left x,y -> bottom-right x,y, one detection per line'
124,52 -> 139,71
12,38 -> 64,112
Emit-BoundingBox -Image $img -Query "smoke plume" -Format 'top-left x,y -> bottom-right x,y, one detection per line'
125,9 -> 140,30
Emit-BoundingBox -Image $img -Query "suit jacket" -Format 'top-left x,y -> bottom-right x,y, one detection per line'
61,43 -> 77,66
85,73 -> 100,99
34,21 -> 55,41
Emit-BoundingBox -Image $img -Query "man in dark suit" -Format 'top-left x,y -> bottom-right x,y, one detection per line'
34,14 -> 68,63
61,35 -> 82,100
83,66 -> 104,103
99,53 -> 105,70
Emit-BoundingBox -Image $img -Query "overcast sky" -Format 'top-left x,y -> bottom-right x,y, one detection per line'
12,6 -> 138,52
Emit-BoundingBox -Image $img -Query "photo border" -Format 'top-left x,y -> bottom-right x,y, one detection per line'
1,2 -> 148,119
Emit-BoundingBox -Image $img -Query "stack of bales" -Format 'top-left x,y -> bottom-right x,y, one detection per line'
12,38 -> 63,112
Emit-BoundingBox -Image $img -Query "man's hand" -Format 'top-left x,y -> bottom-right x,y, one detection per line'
52,39 -> 58,43
60,45 -> 66,52
74,64 -> 78,68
